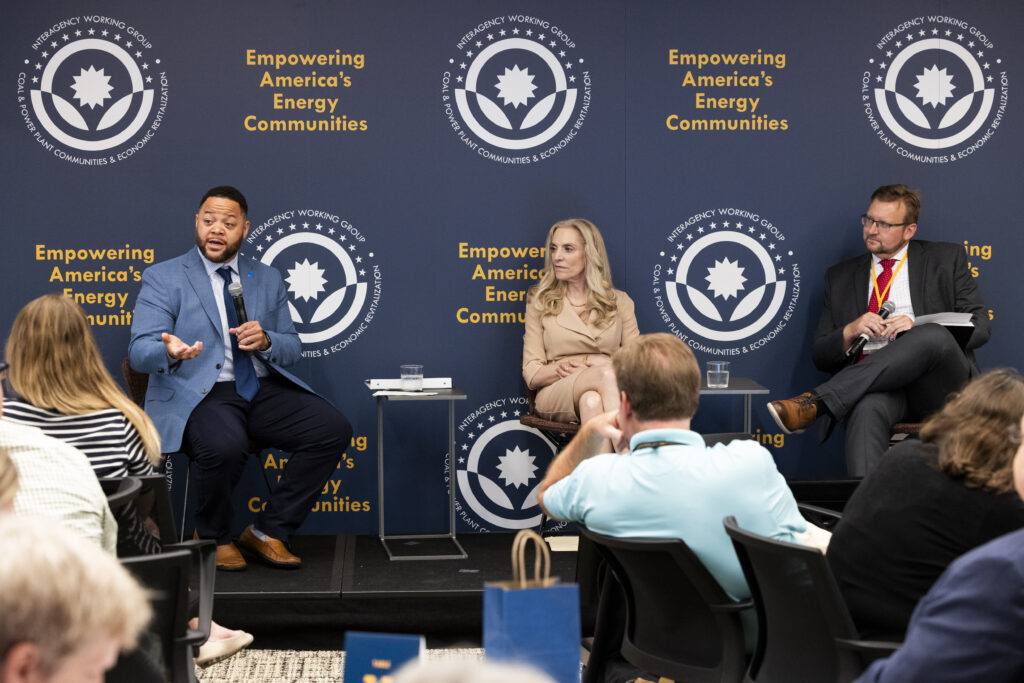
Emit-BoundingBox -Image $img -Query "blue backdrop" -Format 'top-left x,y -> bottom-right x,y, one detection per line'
2,0 -> 1020,535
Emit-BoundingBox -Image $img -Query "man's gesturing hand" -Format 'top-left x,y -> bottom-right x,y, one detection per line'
162,333 -> 203,360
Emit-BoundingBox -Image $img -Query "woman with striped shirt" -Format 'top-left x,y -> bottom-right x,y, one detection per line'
3,294 -> 251,667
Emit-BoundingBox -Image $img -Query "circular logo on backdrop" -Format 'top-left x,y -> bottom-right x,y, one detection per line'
242,211 -> 381,357
440,14 -> 591,164
862,16 -> 1007,160
447,397 -> 568,532
651,209 -> 801,355
16,16 -> 168,165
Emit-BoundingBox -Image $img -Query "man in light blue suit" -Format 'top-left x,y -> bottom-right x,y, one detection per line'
130,186 -> 351,571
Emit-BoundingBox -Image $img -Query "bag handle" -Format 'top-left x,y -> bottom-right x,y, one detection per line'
511,529 -> 550,587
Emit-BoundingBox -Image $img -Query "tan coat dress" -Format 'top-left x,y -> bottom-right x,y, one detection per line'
522,290 -> 640,422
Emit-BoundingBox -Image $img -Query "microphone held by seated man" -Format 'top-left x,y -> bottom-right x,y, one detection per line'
129,185 -> 353,571
767,184 -> 990,477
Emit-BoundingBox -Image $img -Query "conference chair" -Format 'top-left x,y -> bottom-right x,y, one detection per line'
137,472 -> 179,544
107,474 -> 216,683
578,524 -> 751,683
787,480 -> 860,514
121,549 -> 207,683
138,473 -> 218,635
797,502 -> 843,530
99,475 -> 143,515
122,357 -> 275,541
519,382 -> 580,449
723,516 -> 900,683
98,473 -> 217,638
889,421 -> 923,444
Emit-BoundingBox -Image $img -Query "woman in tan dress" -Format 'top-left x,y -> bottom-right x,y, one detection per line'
523,218 -> 640,426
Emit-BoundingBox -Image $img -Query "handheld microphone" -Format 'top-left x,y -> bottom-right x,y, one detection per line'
227,281 -> 249,325
845,300 -> 896,359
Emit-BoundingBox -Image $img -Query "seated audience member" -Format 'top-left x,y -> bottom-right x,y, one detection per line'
855,412 -> 1024,683
538,333 -> 813,650
129,185 -> 351,570
4,294 -> 165,555
1,384 -> 117,552
0,308 -> 252,667
523,219 -> 639,437
0,515 -> 151,683
828,369 -> 1024,641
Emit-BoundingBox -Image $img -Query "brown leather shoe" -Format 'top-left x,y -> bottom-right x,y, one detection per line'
237,527 -> 301,568
767,392 -> 819,434
215,542 -> 247,571
195,531 -> 247,571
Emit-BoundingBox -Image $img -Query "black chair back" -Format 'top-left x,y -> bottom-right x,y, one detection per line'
106,473 -> 215,662
797,502 -> 844,531
723,516 -> 899,683
121,549 -> 203,683
137,473 -> 179,544
578,525 -> 750,683
99,476 -> 143,515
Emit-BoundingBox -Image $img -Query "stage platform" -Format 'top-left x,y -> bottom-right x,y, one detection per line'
212,533 -> 582,648
215,533 -> 579,599
211,482 -> 855,648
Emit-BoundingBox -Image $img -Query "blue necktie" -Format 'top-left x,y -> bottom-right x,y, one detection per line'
217,266 -> 259,401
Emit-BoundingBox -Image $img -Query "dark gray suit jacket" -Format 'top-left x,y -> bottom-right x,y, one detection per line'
811,239 -> 990,375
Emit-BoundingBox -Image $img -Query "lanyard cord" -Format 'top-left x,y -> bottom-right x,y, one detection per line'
870,252 -> 908,310
631,440 -> 687,453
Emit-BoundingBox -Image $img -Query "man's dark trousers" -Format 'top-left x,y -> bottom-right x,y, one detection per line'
183,374 -> 351,544
815,324 -> 970,476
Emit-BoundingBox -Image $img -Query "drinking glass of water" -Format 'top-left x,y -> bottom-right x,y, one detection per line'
706,361 -> 730,389
400,364 -> 424,391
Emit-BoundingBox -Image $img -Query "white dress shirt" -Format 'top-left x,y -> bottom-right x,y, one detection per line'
196,248 -> 269,380
864,243 -> 913,353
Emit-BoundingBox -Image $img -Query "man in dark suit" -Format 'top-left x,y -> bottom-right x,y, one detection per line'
767,184 -> 990,475
130,186 -> 352,570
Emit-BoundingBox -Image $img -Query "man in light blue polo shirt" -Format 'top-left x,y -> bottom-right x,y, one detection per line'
539,333 -> 807,602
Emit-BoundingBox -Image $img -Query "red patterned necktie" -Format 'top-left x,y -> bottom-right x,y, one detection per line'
869,258 -> 897,313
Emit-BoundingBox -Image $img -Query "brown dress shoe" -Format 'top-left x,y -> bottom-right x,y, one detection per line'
215,542 -> 247,571
195,531 -> 247,571
767,392 -> 819,434
237,527 -> 301,568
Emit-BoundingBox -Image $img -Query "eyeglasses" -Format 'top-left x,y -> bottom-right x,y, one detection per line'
861,214 -> 907,231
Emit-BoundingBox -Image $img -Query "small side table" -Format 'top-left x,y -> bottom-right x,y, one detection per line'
700,377 -> 769,434
373,387 -> 468,561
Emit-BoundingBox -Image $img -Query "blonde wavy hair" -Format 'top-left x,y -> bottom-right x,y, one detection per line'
528,218 -> 618,327
5,295 -> 162,465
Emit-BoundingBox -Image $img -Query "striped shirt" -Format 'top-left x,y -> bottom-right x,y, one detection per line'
1,399 -> 154,478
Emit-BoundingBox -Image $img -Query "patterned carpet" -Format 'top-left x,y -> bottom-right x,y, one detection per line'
196,647 -> 485,682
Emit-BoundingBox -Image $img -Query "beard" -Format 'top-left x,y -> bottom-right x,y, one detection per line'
195,230 -> 242,263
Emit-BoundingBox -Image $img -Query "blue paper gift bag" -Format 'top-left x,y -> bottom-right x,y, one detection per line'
484,530 -> 581,683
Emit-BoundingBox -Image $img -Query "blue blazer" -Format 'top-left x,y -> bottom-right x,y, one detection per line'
856,527 -> 1024,682
129,248 -> 315,452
